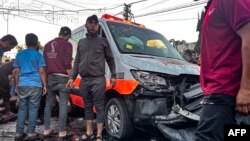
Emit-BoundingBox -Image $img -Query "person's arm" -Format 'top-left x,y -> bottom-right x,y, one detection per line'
39,67 -> 47,95
67,41 -> 81,89
38,53 -> 47,95
64,43 -> 73,76
13,68 -> 19,91
104,39 -> 116,88
236,22 -> 250,114
13,55 -> 20,91
12,68 -> 16,84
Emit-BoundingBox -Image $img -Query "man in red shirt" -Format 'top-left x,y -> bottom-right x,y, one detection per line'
195,0 -> 250,140
43,27 -> 73,139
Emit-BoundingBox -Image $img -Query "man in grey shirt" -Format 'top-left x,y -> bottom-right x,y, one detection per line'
67,15 -> 116,141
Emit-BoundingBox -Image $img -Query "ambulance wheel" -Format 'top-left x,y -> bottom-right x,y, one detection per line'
105,98 -> 133,139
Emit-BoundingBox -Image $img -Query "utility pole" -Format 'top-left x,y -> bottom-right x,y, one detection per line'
7,14 -> 9,34
53,6 -> 55,24
18,0 -> 20,15
123,4 -> 131,20
5,10 -> 11,34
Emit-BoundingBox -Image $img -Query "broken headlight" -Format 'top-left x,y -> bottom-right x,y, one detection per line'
131,70 -> 167,86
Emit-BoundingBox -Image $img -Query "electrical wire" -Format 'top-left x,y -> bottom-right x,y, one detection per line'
130,0 -> 149,5
135,0 -> 208,18
56,0 -> 88,8
0,0 -> 205,25
0,7 -> 98,13
34,0 -> 114,14
0,0 -> 126,16
63,1 -> 106,6
114,12 -> 123,16
33,0 -> 72,11
156,17 -> 197,22
158,5 -> 204,17
134,0 -> 171,12
138,4 -> 204,20
0,12 -> 68,26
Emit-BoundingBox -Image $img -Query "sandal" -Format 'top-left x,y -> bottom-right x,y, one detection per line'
79,133 -> 95,141
27,133 -> 41,141
95,136 -> 103,141
58,131 -> 72,139
14,133 -> 26,141
43,130 -> 57,138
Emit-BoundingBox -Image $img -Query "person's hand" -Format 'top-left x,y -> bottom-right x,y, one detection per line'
42,87 -> 47,96
66,79 -> 75,89
15,86 -> 18,93
110,78 -> 116,88
236,88 -> 250,114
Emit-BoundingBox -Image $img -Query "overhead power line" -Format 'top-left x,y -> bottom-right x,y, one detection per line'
0,7 -> 115,14
114,12 -> 123,16
33,0 -> 71,11
144,4 -> 204,20
0,2 -> 124,14
130,0 -> 149,5
0,12 -> 65,26
159,5 -> 204,17
104,4 -> 124,10
156,17 -> 198,22
63,1 -> 106,6
56,0 -> 88,8
135,0 -> 208,18
56,0 -> 124,11
135,0 -> 171,12
63,1 -> 124,10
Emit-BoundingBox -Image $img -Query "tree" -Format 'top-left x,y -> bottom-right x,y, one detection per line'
37,41 -> 44,51
16,45 -> 25,52
194,11 -> 205,54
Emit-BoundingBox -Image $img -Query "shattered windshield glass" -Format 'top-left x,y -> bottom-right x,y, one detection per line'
107,21 -> 183,60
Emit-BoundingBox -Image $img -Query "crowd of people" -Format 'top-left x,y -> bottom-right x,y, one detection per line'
0,15 -> 115,141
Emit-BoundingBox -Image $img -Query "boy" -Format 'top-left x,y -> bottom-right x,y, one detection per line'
14,33 -> 46,140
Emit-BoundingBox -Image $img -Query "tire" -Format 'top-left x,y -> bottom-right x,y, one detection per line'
105,98 -> 134,139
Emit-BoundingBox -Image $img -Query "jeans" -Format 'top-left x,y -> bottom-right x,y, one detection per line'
44,74 -> 69,131
16,86 -> 42,133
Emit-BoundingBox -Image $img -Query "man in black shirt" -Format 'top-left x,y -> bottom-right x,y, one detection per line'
0,61 -> 16,120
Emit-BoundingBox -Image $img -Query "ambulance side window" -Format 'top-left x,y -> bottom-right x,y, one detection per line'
99,26 -> 111,77
71,28 -> 85,42
99,25 -> 107,38
101,29 -> 107,38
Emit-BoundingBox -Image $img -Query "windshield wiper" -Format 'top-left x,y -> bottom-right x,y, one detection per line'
131,55 -> 155,59
124,52 -> 156,58
123,52 -> 183,61
164,56 -> 184,61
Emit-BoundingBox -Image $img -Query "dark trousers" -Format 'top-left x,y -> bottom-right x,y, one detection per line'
195,94 -> 236,141
0,76 -> 10,102
79,76 -> 105,123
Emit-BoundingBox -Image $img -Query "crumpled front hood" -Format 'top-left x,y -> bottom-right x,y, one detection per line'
122,54 -> 200,76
